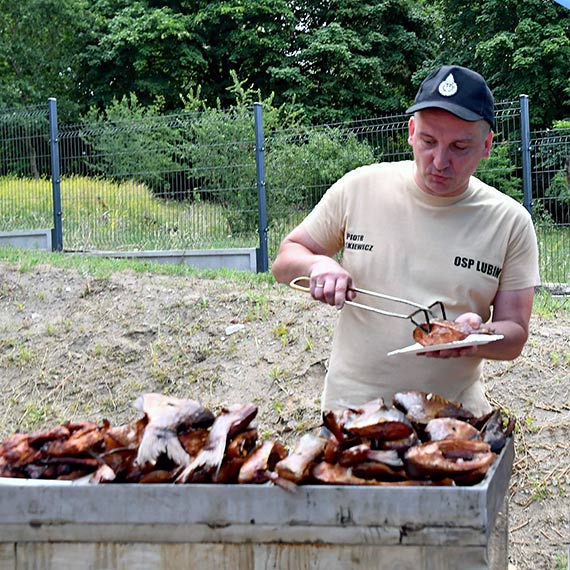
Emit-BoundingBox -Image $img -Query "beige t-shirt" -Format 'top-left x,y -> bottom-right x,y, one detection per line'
302,161 -> 540,416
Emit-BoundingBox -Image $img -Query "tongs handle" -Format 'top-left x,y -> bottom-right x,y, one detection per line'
289,276 -> 445,326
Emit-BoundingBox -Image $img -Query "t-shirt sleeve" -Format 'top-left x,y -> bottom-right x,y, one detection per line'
301,178 -> 348,254
499,213 -> 541,290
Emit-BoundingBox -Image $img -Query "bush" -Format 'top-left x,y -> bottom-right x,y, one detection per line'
178,74 -> 373,235
476,141 -> 522,201
80,94 -> 181,197
266,127 -> 375,215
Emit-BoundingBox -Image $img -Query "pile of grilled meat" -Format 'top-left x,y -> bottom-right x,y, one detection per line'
0,391 -> 514,488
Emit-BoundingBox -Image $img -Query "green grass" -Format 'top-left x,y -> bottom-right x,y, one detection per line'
0,175 -> 257,251
555,548 -> 569,570
535,224 -> 570,284
533,287 -> 570,318
0,245 -> 276,286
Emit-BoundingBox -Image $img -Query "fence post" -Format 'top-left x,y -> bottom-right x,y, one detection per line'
48,98 -> 63,251
254,102 -> 269,273
519,94 -> 532,216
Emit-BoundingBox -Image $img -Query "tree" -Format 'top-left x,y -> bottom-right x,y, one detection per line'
74,0 -> 205,112
269,0 -> 438,122
424,0 -> 570,127
0,0 -> 84,119
184,0 -> 297,109
73,0 -> 297,113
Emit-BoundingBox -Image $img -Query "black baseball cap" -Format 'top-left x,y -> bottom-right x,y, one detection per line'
406,65 -> 495,129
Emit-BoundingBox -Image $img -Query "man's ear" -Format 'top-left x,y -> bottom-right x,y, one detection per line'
407,116 -> 415,146
483,130 -> 494,158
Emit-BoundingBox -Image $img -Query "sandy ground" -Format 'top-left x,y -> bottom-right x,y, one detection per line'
0,260 -> 568,569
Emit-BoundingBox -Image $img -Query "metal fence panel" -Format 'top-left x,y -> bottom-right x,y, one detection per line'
57,108 -> 258,252
530,128 -> 570,285
0,100 -> 569,284
0,105 -> 53,233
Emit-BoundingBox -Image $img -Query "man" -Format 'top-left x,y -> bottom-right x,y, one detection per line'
272,65 -> 540,416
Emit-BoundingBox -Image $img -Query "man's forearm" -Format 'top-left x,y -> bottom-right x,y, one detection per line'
475,320 -> 529,360
272,242 -> 326,285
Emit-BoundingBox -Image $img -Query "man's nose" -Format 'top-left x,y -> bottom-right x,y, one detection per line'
432,147 -> 449,170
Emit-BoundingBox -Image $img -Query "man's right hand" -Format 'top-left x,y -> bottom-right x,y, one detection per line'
308,261 -> 356,309
271,226 -> 355,309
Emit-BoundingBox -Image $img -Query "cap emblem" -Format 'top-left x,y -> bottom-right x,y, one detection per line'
438,73 -> 458,97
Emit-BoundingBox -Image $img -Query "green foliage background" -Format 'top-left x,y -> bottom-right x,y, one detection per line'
1,0 -> 569,128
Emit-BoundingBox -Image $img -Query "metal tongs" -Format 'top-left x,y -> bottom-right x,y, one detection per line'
289,276 -> 447,332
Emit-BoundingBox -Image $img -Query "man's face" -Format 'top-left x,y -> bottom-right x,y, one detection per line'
408,109 -> 493,197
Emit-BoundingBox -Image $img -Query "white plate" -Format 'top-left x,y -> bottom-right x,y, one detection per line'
0,477 -> 74,486
387,334 -> 504,356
